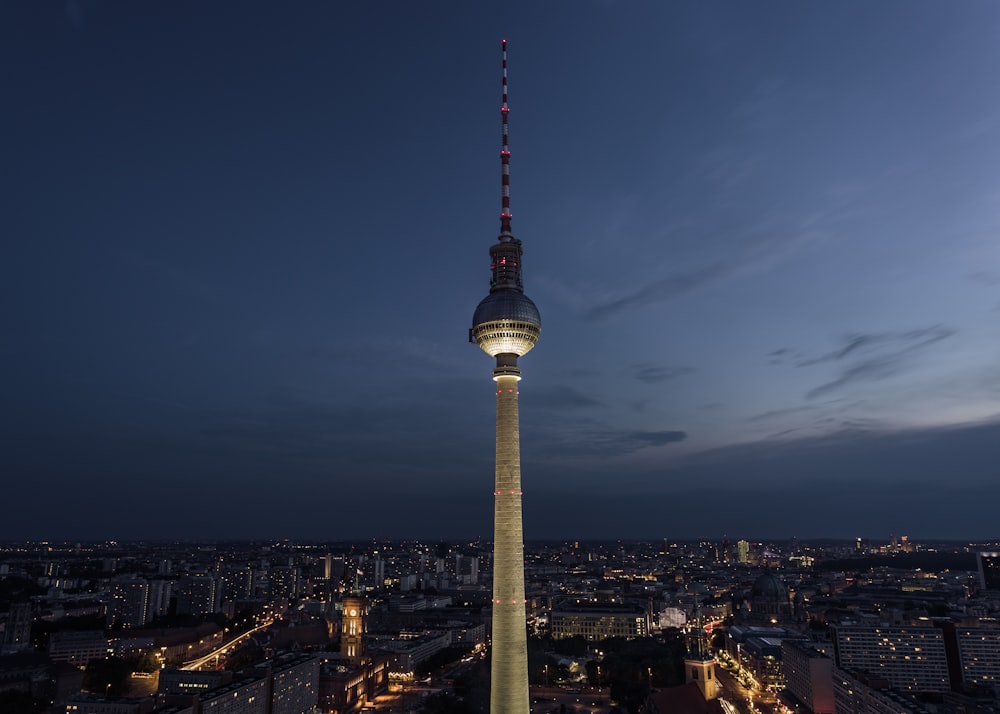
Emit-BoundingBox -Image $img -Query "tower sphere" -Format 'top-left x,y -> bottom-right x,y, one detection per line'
471,290 -> 541,357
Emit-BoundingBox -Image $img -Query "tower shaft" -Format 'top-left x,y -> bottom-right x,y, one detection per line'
471,41 -> 538,714
491,371 -> 529,714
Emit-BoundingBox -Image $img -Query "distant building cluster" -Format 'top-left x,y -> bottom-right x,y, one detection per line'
1,538 -> 999,714
0,541 -> 491,713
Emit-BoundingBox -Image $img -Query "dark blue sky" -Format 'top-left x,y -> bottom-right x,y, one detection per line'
4,2 -> 999,542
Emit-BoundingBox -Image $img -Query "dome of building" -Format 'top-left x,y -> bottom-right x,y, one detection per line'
750,573 -> 788,600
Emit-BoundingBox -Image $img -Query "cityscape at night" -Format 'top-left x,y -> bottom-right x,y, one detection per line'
3,2 -> 1000,714
1,538 -> 999,714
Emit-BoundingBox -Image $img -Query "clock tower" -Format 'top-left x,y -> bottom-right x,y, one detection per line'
341,596 -> 368,665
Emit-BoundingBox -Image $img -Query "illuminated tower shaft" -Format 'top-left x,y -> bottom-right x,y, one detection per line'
470,40 -> 540,714
492,370 -> 528,713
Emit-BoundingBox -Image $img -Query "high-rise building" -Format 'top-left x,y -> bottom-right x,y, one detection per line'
737,540 -> 750,564
323,555 -> 346,599
782,640 -> 834,714
832,667 -> 934,714
148,579 -> 173,620
470,39 -> 541,714
108,577 -> 150,629
977,551 -> 1000,591
218,565 -> 253,603
371,559 -> 385,589
1,602 -> 32,654
267,653 -> 322,714
270,566 -> 301,602
953,623 -> 1000,689
456,555 -> 480,585
176,572 -> 218,616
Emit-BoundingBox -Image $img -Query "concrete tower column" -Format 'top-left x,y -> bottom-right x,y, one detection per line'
491,370 -> 529,714
471,40 -> 541,714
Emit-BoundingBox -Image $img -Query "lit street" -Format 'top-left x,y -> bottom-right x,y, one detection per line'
180,618 -> 274,671
715,663 -> 765,714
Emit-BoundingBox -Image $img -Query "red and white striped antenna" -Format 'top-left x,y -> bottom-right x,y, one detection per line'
500,39 -> 513,236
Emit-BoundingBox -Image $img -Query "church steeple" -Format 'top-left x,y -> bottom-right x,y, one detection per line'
686,598 -> 710,659
684,597 -> 718,700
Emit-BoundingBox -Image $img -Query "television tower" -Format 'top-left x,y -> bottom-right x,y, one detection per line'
470,39 -> 540,714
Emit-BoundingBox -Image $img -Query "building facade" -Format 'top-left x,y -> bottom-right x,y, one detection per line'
550,603 -> 649,641
831,625 -> 949,693
782,640 -> 835,714
954,625 -> 1000,690
49,630 -> 109,667
832,667 -> 935,714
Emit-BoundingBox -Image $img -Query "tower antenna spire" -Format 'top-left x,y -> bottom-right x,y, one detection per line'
500,39 -> 513,236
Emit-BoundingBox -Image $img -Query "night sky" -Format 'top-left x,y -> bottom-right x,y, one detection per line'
4,2 -> 999,542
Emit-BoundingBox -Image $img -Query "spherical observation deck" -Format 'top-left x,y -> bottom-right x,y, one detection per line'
471,290 -> 541,358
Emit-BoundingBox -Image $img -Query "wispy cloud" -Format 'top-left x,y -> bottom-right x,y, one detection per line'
796,326 -> 953,368
310,335 -> 472,376
969,270 -> 1000,287
587,261 -> 730,321
629,363 -> 696,384
525,417 -> 687,460
745,405 -> 819,423
767,347 -> 804,365
585,212 -> 823,321
531,386 -> 604,410
805,356 -> 902,400
791,325 -> 956,400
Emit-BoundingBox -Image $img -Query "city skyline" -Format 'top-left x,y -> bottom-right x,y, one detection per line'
4,3 -> 1000,541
